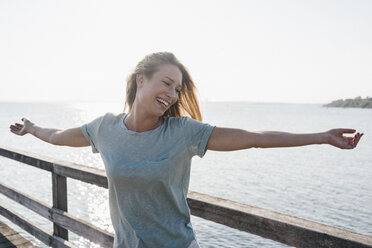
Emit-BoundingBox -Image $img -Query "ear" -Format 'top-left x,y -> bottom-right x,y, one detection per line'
136,74 -> 144,88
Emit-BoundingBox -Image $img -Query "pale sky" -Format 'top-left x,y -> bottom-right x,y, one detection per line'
1,0 -> 371,103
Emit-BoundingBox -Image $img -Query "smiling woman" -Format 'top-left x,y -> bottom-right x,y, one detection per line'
125,64 -> 183,131
9,52 -> 363,248
124,52 -> 202,123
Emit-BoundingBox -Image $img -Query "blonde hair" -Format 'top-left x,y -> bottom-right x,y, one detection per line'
124,52 -> 202,121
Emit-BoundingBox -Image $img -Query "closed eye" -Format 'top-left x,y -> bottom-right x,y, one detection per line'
163,81 -> 181,94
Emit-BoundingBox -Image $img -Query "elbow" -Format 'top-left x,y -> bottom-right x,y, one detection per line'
248,132 -> 265,149
50,133 -> 63,146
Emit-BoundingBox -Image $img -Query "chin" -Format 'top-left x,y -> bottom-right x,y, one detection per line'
153,109 -> 166,117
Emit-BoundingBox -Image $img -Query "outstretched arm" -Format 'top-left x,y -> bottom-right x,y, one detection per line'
206,127 -> 363,151
10,118 -> 90,147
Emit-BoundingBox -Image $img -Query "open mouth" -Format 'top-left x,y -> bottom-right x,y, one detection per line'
156,97 -> 170,108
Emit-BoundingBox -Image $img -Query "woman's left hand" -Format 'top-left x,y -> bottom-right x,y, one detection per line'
326,129 -> 364,149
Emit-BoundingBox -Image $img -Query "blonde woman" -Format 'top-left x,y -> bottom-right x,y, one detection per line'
10,52 -> 363,248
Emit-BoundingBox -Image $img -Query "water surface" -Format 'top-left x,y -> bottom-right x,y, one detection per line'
0,102 -> 371,247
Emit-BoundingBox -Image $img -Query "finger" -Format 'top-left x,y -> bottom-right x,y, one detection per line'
10,126 -> 20,132
10,129 -> 18,134
10,128 -> 20,134
354,134 -> 363,147
354,133 -> 362,141
10,129 -> 21,135
21,117 -> 30,123
351,134 -> 361,148
15,123 -> 23,127
341,129 -> 356,134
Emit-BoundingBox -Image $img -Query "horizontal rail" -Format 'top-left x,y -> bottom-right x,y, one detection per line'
0,182 -> 50,220
187,191 -> 372,248
0,145 -> 107,188
53,162 -> 107,188
0,204 -> 74,248
0,182 -> 114,247
52,208 -> 114,247
0,146 -> 53,172
1,145 -> 372,248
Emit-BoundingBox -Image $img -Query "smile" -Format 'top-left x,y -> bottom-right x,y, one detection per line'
156,97 -> 170,107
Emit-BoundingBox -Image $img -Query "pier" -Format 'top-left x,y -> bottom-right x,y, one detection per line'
1,145 -> 372,248
0,220 -> 37,247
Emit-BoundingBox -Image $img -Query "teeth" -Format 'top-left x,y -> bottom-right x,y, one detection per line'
157,98 -> 169,106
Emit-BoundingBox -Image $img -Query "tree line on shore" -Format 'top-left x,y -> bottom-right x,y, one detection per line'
323,96 -> 372,108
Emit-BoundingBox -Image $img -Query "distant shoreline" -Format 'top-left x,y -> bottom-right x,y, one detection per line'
323,96 -> 372,108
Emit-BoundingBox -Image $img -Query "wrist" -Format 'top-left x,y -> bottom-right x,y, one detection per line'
319,132 -> 330,145
29,124 -> 37,136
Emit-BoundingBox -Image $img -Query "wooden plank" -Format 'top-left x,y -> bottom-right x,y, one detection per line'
0,146 -> 52,172
0,233 -> 32,247
51,207 -> 114,248
0,145 -> 108,189
0,183 -> 114,247
52,173 -> 68,241
17,242 -> 40,248
0,222 -> 18,237
0,182 -> 50,220
53,163 -> 108,189
0,224 -> 33,248
187,190 -> 372,248
0,205 -> 75,248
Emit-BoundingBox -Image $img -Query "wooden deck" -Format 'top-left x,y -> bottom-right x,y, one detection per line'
0,221 -> 37,248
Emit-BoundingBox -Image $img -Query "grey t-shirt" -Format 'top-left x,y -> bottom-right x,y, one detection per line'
81,112 -> 215,248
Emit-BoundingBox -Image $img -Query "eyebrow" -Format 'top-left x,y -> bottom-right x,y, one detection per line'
165,76 -> 182,88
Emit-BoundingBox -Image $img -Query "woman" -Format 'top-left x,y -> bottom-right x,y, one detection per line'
10,52 -> 363,248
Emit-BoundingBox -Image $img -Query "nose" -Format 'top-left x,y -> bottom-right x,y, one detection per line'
167,87 -> 178,102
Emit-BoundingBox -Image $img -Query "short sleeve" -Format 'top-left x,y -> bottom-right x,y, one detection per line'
81,115 -> 104,153
182,117 -> 215,158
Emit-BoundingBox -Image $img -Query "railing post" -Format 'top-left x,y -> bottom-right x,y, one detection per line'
52,171 -> 68,241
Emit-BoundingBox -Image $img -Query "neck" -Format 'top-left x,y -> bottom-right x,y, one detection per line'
125,106 -> 163,132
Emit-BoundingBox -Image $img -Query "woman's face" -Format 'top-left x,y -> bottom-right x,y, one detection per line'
136,64 -> 183,117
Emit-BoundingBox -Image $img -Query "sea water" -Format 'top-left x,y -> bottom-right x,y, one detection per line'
0,102 -> 371,247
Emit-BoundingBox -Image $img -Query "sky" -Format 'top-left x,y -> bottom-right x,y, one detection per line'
1,0 -> 371,104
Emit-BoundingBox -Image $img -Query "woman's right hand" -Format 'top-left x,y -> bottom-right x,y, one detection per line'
10,118 -> 90,147
10,118 -> 35,136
